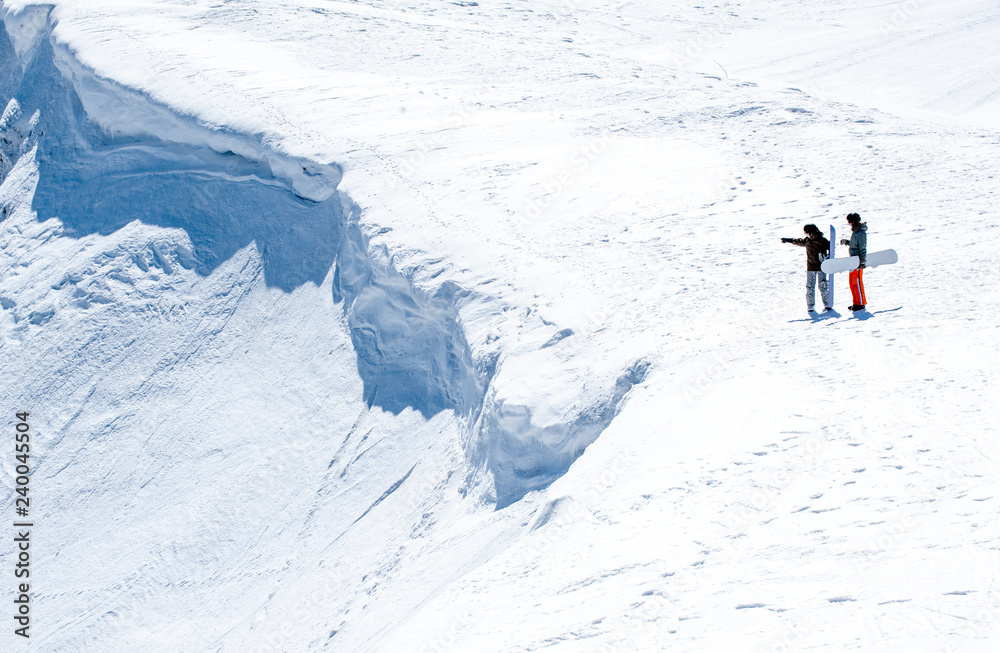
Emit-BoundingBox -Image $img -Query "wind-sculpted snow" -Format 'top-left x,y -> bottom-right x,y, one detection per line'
481,359 -> 649,507
1,8 -> 481,421
0,3 -> 633,503
333,200 -> 481,418
6,5 -> 630,530
8,25 -> 343,291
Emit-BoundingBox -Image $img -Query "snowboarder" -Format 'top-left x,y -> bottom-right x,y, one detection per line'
782,223 -> 831,313
840,213 -> 867,311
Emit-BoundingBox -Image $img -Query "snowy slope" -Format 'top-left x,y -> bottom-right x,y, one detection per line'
1,0 -> 999,651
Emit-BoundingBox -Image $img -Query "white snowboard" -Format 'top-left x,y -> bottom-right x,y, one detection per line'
821,248 -> 897,274
828,225 -> 836,307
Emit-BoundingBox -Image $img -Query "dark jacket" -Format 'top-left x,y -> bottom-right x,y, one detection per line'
789,233 -> 831,271
848,223 -> 868,263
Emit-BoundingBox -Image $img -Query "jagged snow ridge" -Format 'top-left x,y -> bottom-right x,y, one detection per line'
1,25 -> 664,653
1,2 -> 627,510
0,6 -> 534,651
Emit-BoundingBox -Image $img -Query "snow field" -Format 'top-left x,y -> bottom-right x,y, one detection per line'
1,0 -> 999,651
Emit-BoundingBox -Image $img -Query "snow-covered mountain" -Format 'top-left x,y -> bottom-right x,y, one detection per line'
1,0 -> 998,650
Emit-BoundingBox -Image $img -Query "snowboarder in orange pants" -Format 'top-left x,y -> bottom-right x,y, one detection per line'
840,213 -> 867,311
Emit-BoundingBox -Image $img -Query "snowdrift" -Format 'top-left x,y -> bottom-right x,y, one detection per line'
1,2 -> 634,506
0,8 -> 649,649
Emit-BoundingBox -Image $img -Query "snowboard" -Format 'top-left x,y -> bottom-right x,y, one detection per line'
821,249 -> 897,274
828,225 -> 836,307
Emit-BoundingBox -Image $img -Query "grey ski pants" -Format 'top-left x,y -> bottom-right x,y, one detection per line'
806,270 -> 830,310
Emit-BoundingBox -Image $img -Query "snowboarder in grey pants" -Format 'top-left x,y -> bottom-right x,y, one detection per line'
782,223 -> 831,312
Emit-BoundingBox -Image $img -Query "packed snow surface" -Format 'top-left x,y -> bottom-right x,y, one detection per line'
1,0 -> 998,651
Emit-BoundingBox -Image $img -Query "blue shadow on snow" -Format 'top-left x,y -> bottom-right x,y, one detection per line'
2,33 -> 480,420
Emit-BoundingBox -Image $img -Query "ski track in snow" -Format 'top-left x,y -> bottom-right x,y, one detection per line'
1,0 -> 999,651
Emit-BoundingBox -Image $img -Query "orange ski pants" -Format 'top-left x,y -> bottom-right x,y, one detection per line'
849,267 -> 866,306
